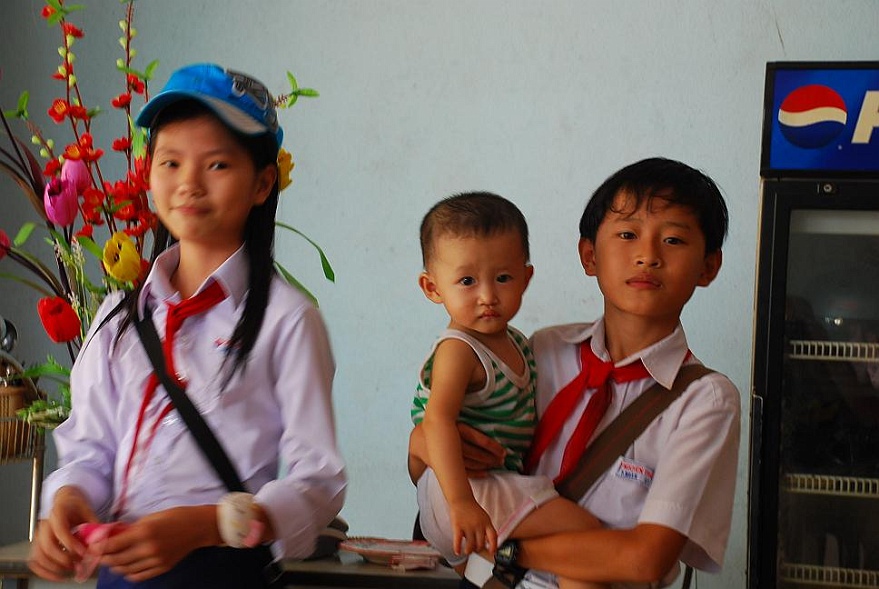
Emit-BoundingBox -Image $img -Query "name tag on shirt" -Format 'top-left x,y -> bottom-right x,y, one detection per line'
615,457 -> 654,489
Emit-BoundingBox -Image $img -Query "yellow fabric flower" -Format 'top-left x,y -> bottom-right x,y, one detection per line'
102,231 -> 142,282
278,147 -> 294,192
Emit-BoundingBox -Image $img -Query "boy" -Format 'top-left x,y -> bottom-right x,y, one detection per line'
411,192 -> 601,589
409,159 -> 741,588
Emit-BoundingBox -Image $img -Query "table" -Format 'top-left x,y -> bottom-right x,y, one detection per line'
0,541 -> 461,589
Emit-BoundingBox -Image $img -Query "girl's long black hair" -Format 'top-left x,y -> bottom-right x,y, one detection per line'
106,100 -> 279,375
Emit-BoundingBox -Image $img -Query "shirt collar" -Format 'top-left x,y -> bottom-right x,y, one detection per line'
555,317 -> 691,390
138,244 -> 249,314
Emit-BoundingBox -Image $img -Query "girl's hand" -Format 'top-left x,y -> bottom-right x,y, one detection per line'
29,486 -> 98,581
449,499 -> 498,556
99,505 -> 219,582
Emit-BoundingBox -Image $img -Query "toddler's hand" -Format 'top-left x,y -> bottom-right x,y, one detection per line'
449,499 -> 498,556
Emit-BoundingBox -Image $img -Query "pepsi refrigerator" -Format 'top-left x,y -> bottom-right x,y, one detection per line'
748,61 -> 879,589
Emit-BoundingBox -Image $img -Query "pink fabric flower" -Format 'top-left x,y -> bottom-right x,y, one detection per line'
61,159 -> 91,194
43,177 -> 79,226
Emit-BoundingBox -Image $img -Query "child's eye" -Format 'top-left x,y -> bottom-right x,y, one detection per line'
459,277 -> 475,286
618,231 -> 636,240
664,236 -> 685,245
208,161 -> 229,170
158,159 -> 178,169
497,274 -> 513,284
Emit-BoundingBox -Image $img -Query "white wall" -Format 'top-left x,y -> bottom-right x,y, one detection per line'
2,1 -> 878,587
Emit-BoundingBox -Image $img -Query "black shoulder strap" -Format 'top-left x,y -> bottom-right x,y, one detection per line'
134,307 -> 245,493
134,308 -> 283,586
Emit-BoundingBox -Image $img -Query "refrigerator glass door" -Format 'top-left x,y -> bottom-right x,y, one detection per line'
777,208 -> 879,587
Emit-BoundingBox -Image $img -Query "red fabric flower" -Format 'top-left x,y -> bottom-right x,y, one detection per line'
43,158 -> 63,177
37,296 -> 81,343
127,75 -> 145,94
112,137 -> 132,152
75,224 -> 94,239
41,6 -> 56,19
111,93 -> 132,109
68,105 -> 89,120
81,187 -> 105,224
48,99 -> 70,123
0,230 -> 10,261
62,23 -> 84,38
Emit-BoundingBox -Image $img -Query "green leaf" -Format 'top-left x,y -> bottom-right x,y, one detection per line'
298,88 -> 320,97
129,120 -> 147,158
144,60 -> 160,80
286,71 -> 299,91
75,235 -> 103,260
16,91 -> 30,117
274,261 -> 318,306
20,357 -> 71,382
0,272 -> 56,298
13,222 -> 37,246
47,229 -> 72,255
275,221 -> 335,282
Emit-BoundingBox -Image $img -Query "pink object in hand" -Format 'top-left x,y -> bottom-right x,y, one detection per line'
71,522 -> 129,581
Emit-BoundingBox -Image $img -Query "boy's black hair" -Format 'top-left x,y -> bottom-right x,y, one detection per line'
109,100 -> 280,375
420,191 -> 530,268
579,157 -> 728,253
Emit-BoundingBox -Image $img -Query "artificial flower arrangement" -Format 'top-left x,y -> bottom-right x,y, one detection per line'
0,0 -> 332,428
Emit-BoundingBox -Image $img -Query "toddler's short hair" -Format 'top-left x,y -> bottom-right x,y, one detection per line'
579,157 -> 729,253
420,192 -> 530,268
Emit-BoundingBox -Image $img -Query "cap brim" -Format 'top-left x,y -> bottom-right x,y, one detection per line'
135,90 -> 270,136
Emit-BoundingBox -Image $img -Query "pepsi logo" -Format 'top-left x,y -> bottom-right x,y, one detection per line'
778,85 -> 848,149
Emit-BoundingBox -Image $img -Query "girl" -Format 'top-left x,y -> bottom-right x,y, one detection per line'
29,63 -> 346,588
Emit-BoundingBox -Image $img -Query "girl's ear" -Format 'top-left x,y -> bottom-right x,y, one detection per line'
253,165 -> 278,205
418,272 -> 443,304
578,238 -> 598,276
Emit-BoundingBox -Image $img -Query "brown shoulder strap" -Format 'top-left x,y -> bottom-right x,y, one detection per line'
555,364 -> 714,501
479,364 -> 714,589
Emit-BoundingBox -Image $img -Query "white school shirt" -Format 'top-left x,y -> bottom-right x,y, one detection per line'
41,245 -> 347,560
523,319 -> 740,588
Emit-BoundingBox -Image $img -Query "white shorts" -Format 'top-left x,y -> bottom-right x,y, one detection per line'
416,468 -> 558,565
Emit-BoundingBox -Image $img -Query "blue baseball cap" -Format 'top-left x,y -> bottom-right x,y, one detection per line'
136,63 -> 283,148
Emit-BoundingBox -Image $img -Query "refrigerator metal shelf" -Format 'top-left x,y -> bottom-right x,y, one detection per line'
780,563 -> 879,588
788,340 -> 879,363
784,473 -> 879,499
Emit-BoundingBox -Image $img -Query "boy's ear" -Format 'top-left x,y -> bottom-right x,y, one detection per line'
578,238 -> 598,276
253,165 -> 278,205
697,250 -> 723,287
418,272 -> 443,304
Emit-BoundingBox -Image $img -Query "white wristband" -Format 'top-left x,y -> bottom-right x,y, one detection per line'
218,492 -> 265,548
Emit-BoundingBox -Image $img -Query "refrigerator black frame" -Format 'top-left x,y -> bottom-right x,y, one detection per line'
747,178 -> 879,589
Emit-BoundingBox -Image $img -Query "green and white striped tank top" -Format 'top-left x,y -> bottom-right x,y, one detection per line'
411,327 -> 538,473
